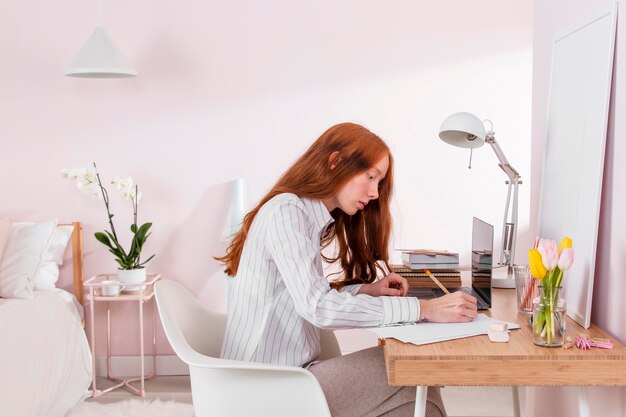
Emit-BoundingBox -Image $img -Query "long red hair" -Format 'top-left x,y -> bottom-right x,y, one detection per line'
216,122 -> 394,288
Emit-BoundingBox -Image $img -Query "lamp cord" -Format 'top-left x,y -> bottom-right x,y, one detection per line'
468,148 -> 473,169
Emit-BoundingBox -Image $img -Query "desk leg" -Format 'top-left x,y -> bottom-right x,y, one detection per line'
414,386 -> 427,417
512,387 -> 521,417
578,387 -> 590,417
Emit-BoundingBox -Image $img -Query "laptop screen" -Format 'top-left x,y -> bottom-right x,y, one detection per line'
471,217 -> 494,308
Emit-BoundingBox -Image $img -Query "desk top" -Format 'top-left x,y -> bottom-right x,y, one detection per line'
383,288 -> 626,386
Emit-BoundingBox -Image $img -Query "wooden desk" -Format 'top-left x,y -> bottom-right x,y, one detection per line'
383,288 -> 626,417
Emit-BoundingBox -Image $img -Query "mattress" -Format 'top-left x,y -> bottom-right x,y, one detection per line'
0,289 -> 92,417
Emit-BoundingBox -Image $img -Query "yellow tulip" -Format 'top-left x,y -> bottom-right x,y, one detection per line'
558,236 -> 573,255
528,249 -> 546,279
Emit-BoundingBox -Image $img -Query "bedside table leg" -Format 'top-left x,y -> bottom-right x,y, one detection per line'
139,298 -> 145,396
107,302 -> 113,379
89,287 -> 98,397
151,296 -> 157,378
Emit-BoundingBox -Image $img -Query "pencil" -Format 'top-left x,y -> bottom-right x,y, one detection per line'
423,269 -> 450,294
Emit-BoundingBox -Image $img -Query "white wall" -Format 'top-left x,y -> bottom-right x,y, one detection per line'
0,1 -> 532,356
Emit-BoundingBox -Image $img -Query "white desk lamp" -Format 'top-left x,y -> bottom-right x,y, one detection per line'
439,112 -> 521,288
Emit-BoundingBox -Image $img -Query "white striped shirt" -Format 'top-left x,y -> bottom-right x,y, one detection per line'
220,193 -> 420,366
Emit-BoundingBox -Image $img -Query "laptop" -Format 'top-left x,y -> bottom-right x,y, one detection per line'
408,217 -> 493,310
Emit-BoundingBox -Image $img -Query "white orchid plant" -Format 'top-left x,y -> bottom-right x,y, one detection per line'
62,163 -> 155,270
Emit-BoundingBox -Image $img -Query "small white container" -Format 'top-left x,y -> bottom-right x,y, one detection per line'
100,280 -> 121,296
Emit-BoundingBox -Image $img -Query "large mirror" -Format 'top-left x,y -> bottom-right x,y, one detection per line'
538,5 -> 617,328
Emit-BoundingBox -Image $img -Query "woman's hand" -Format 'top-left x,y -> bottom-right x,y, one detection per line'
418,292 -> 478,323
358,273 -> 409,297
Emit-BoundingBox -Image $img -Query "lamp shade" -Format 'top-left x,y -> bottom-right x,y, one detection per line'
439,112 -> 486,149
65,26 -> 137,78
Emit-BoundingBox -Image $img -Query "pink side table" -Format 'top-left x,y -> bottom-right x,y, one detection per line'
84,273 -> 162,398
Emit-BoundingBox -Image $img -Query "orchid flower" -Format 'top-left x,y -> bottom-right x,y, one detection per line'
62,164 -> 154,270
112,176 -> 134,193
64,166 -> 101,199
61,167 -> 77,180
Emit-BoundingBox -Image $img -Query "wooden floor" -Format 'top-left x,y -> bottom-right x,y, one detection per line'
84,376 -> 526,416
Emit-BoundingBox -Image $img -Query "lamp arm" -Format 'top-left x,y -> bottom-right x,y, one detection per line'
484,130 -> 522,274
485,132 -> 521,183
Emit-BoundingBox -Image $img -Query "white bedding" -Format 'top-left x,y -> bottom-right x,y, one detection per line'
0,289 -> 92,417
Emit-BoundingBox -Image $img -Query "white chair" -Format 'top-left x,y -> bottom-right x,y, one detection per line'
154,280 -> 337,417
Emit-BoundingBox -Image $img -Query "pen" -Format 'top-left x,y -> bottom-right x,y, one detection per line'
424,269 -> 450,295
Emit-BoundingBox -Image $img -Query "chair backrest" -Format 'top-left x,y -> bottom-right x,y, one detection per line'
154,280 -> 227,362
155,280 -> 333,417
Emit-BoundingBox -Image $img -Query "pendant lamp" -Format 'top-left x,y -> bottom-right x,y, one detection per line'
65,1 -> 137,78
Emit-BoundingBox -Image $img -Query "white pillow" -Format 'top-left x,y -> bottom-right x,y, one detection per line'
32,225 -> 74,290
0,220 -> 57,299
0,218 -> 11,261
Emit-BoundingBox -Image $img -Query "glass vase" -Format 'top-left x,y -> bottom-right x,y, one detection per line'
532,286 -> 566,347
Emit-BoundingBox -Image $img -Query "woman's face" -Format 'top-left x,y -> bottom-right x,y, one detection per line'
324,154 -> 389,215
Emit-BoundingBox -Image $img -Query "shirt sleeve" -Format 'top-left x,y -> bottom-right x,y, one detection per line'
338,284 -> 362,296
266,199 -> 420,329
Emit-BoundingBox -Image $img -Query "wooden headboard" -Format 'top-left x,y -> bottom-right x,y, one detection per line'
60,222 -> 84,305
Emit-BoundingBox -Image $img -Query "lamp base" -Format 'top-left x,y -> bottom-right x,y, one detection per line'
492,265 -> 516,289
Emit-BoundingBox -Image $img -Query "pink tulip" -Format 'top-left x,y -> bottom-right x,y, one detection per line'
558,248 -> 574,271
538,238 -> 557,254
538,239 -> 558,270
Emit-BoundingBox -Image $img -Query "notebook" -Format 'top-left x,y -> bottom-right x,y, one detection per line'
408,217 -> 493,310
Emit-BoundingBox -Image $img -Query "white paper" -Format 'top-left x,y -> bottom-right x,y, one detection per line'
367,314 -> 520,345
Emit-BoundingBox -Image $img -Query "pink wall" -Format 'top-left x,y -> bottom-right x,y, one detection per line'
1,1 -> 531,358
531,1 -> 626,415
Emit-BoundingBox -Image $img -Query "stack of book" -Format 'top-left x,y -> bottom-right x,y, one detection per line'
400,249 -> 460,270
390,264 -> 461,289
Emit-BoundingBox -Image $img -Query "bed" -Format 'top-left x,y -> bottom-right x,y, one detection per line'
0,222 -> 92,417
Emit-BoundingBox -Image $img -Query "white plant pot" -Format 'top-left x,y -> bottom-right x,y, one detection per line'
117,268 -> 147,293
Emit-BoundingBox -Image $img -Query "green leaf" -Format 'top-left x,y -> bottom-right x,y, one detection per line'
130,224 -> 137,233
135,223 -> 152,245
94,232 -> 113,249
105,230 -> 128,258
138,254 -> 156,266
114,258 -> 131,269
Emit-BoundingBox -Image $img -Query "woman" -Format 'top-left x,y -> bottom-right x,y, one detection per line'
217,122 -> 477,417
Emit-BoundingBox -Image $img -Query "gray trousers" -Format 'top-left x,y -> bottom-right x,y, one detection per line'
309,346 -> 446,417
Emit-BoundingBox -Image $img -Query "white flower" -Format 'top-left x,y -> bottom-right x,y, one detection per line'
128,190 -> 142,202
76,180 -> 101,199
112,176 -> 134,193
88,183 -> 103,199
61,168 -> 76,180
83,165 -> 97,183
